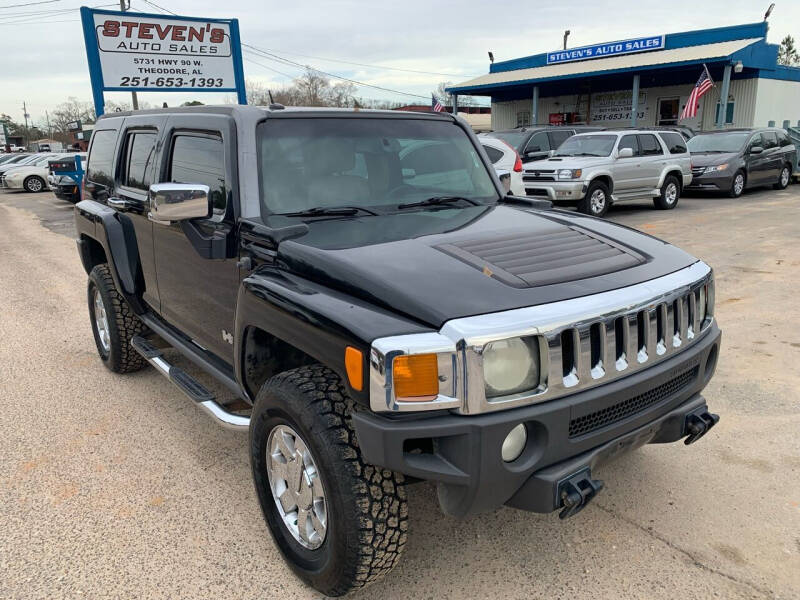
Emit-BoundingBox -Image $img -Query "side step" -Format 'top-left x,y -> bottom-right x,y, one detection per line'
131,335 -> 250,432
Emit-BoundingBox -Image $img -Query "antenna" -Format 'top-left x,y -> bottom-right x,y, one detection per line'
268,89 -> 275,104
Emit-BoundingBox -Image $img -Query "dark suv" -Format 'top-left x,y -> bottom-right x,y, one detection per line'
483,125 -> 599,163
74,105 -> 721,596
686,128 -> 796,197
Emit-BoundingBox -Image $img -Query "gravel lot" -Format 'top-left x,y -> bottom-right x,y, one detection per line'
1,187 -> 798,599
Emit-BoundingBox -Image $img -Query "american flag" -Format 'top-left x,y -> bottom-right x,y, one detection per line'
680,65 -> 713,120
431,94 -> 444,112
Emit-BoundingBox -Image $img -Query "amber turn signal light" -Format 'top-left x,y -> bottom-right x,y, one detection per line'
393,354 -> 439,400
345,346 -> 364,391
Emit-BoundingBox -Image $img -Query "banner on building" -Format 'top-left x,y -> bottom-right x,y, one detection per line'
589,91 -> 649,124
80,7 -> 247,115
547,35 -> 664,65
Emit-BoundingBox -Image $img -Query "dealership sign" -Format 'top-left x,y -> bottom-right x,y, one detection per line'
80,7 -> 246,115
547,35 -> 664,65
589,91 -> 649,123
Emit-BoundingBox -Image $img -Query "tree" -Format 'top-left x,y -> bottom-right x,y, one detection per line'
50,97 -> 96,133
778,35 -> 799,66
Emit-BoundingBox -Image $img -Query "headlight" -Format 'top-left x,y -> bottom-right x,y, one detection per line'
705,164 -> 728,173
557,169 -> 582,179
482,337 -> 540,398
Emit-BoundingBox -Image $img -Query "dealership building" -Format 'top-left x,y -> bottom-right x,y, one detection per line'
447,22 -> 800,132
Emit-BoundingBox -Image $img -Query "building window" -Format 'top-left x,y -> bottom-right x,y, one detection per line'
714,101 -> 735,125
516,111 -> 530,127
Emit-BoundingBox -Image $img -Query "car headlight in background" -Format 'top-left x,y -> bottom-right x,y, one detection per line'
704,164 -> 728,173
482,336 -> 540,398
557,169 -> 582,180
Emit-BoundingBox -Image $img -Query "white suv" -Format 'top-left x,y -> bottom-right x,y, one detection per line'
522,130 -> 693,217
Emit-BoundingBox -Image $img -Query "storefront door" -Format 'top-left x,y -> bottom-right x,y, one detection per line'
658,98 -> 680,125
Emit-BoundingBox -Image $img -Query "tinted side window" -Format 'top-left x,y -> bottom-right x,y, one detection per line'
638,134 -> 663,156
778,132 -> 792,147
761,131 -> 778,149
85,130 -> 117,188
121,132 -> 156,190
169,135 -> 226,214
660,132 -> 687,154
618,135 -> 639,156
525,132 -> 550,153
747,133 -> 763,150
549,130 -> 573,149
482,145 -> 505,164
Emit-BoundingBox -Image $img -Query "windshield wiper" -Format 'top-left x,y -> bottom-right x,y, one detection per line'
281,205 -> 379,217
397,196 -> 479,209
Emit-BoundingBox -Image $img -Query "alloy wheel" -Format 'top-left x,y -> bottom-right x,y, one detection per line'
26,177 -> 43,192
590,189 -> 606,214
665,182 -> 678,204
93,288 -> 111,352
781,167 -> 790,187
734,174 -> 744,196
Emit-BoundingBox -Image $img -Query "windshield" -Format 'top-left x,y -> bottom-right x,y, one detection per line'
483,131 -> 529,150
687,132 -> 749,153
257,118 -> 498,216
554,135 -> 617,157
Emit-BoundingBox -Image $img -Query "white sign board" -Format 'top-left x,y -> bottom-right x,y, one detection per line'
90,13 -> 237,90
590,91 -> 649,124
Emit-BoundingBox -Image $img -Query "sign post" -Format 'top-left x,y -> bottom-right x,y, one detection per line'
80,7 -> 247,116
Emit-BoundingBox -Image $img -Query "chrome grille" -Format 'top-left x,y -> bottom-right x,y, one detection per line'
691,166 -> 706,176
523,169 -> 557,182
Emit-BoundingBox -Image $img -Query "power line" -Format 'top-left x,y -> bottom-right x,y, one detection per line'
0,2 -> 115,23
0,16 -> 76,24
0,0 -> 59,8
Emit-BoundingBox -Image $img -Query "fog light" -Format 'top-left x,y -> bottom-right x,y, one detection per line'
501,423 -> 527,462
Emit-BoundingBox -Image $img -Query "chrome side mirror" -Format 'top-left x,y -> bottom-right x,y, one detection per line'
149,183 -> 210,221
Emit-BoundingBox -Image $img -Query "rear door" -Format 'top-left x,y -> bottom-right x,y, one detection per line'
150,114 -> 239,363
745,133 -> 770,185
760,131 -> 782,181
637,133 -> 665,188
521,131 -> 550,163
613,134 -> 641,191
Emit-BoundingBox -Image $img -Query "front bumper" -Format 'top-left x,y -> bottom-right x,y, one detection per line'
523,179 -> 585,200
353,322 -> 720,518
685,171 -> 733,192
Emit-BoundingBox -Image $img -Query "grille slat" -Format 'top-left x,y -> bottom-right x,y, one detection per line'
568,366 -> 699,437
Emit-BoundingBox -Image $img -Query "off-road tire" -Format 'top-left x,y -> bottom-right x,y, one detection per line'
773,164 -> 792,190
87,264 -> 148,373
23,175 -> 45,193
654,174 -> 681,210
250,365 -> 408,597
729,170 -> 746,198
577,180 -> 610,217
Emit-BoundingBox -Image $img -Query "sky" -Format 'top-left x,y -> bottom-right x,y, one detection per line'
1,0 -> 798,127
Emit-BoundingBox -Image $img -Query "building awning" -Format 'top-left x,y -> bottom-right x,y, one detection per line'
450,38 -> 761,93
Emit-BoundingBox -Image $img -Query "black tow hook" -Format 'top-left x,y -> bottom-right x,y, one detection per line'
683,411 -> 720,445
557,469 -> 605,520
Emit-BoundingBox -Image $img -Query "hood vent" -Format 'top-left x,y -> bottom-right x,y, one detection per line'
438,226 -> 646,288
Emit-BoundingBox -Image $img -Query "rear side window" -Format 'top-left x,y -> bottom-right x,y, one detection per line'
169,134 -> 226,214
778,132 -> 792,147
761,131 -> 778,149
121,132 -> 156,190
482,145 -> 504,164
660,132 -> 688,154
85,130 -> 117,188
638,134 -> 663,156
618,135 -> 639,156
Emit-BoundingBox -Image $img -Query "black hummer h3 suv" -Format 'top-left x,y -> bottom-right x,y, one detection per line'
75,105 -> 721,596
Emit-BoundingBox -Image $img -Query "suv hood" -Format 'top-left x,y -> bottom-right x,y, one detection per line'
689,151 -> 738,167
531,155 -> 610,170
273,205 -> 697,328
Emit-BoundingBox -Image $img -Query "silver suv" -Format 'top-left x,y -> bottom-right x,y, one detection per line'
522,130 -> 693,217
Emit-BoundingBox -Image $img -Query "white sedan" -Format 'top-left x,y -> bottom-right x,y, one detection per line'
478,135 -> 524,196
1,153 -> 63,192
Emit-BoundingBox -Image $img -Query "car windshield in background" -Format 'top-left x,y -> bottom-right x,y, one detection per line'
484,131 -> 529,150
257,118 -> 498,216
687,132 -> 750,153
554,134 -> 617,157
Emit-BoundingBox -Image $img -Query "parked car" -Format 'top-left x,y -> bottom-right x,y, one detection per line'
478,134 -> 524,195
685,128 -> 796,197
607,125 -> 696,140
483,125 -> 599,164
0,153 -> 46,184
521,130 -> 692,217
47,153 -> 87,202
1,153 -> 63,191
0,153 -> 30,166
75,105 -> 720,596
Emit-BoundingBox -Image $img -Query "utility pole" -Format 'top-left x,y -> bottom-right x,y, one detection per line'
119,0 -> 139,110
22,102 -> 30,148
46,110 -> 51,138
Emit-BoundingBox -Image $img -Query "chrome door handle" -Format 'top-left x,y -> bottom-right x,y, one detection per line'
107,197 -> 132,210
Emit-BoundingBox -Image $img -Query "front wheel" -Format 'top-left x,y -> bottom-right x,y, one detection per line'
250,365 -> 408,597
23,175 -> 45,193
654,175 -> 680,210
774,164 -> 791,190
577,181 -> 610,217
729,170 -> 745,198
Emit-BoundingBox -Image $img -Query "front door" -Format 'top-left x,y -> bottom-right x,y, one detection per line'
151,114 -> 239,363
745,133 -> 771,185
658,98 -> 680,126
613,134 -> 641,191
521,131 -> 551,163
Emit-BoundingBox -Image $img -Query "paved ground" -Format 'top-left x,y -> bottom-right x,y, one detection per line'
1,187 -> 798,599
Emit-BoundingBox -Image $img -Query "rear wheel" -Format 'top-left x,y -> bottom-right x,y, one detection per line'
729,171 -> 745,197
250,365 -> 408,597
654,175 -> 680,210
23,175 -> 45,193
577,180 -> 610,217
774,164 -> 791,190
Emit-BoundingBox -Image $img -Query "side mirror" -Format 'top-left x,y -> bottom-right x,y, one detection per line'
496,169 -> 512,194
617,147 -> 634,159
547,150 -> 556,157
149,182 -> 211,221
749,146 -> 763,155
